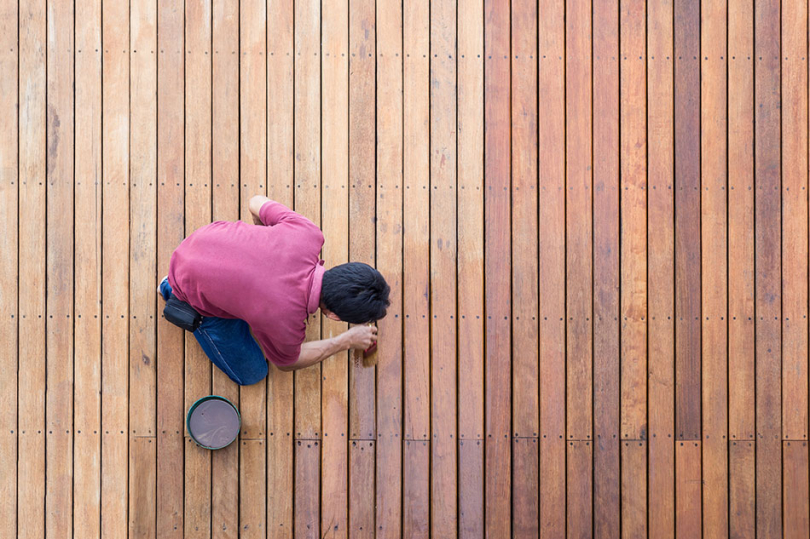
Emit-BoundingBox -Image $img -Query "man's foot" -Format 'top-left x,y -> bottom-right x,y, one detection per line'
158,276 -> 170,302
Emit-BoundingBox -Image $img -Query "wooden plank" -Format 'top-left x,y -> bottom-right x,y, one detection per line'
619,0 -> 647,535
537,0 -> 565,533
729,442 -> 755,539
156,0 -> 185,536
129,0 -> 158,440
513,438 -> 538,536
507,0 -> 540,485
211,1 -> 241,536
375,0 -> 403,535
564,0 -> 592,534
782,0 -> 809,442
403,0 -> 430,442
727,2 -> 755,536
0,0 -> 18,534
266,0 -> 295,536
348,2 -> 377,533
293,0 -> 322,437
130,437 -> 157,537
700,0 -> 728,535
621,441 -> 646,537
293,0 -> 322,533
129,0 -> 158,535
754,0 -> 782,534
592,0 -> 620,536
45,0 -> 74,533
237,0 -> 268,536
459,441 -> 483,538
457,0 -> 484,535
783,442 -> 810,538
539,437 -> 564,537
403,0 -> 431,531
240,440 -> 266,538
267,422 -> 294,539
676,441 -> 702,536
620,0 -> 646,441
319,0 -> 349,537
238,0 -> 267,445
566,441 -> 592,539
674,0 -> 701,445
564,0 -> 591,443
728,0 -> 755,448
101,0 -> 131,534
429,0 -> 458,534
295,440 -> 320,537
484,0 -> 512,534
184,0 -> 213,536
511,0 -> 538,531
403,441 -> 430,538
647,0 -> 674,535
781,1 -> 809,535
349,441 -> 375,538
18,0 -> 46,535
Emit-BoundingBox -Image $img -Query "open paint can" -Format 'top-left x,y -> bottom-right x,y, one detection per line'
186,395 -> 241,450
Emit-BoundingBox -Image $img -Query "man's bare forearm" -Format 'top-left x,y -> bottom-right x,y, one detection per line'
279,333 -> 350,372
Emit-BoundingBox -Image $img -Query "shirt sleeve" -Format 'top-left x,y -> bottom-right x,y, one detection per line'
253,327 -> 301,367
259,199 -> 325,251
259,199 -> 312,228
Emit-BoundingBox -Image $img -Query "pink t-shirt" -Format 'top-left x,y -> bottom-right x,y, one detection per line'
168,200 -> 325,366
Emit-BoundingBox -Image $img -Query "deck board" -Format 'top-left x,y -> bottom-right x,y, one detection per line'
5,0 -> 810,536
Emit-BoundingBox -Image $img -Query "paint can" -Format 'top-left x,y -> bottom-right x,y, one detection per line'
186,395 -> 241,450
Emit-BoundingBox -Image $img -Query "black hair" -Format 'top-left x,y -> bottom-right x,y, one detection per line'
321,263 -> 391,324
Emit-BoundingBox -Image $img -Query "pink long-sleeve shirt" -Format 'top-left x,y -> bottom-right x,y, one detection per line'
168,200 -> 325,366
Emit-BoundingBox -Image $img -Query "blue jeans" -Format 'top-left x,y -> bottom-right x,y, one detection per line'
160,279 -> 268,386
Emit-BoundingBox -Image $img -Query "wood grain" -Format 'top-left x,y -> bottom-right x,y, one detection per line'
565,0 -> 592,534
18,0 -> 47,535
212,0 -> 241,536
320,0 -> 350,536
754,0 -> 783,534
101,0 -> 131,534
129,0 -> 158,535
457,0 -> 485,534
46,0 -> 75,534
700,0 -> 728,534
266,0 -> 295,536
375,0 -> 403,535
728,0 -> 756,534
430,0 -> 458,534
592,0 -> 620,536
156,0 -> 186,536
647,0 -> 674,535
674,0 -> 701,444
0,0 -> 18,535
484,0 -> 512,534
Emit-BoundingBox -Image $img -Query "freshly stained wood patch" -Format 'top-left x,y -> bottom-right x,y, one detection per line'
3,0 -> 808,536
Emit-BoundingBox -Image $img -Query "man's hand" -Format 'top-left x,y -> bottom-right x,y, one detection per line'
249,195 -> 271,225
343,325 -> 378,350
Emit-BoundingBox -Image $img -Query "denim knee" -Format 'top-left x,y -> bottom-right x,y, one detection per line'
237,360 -> 268,386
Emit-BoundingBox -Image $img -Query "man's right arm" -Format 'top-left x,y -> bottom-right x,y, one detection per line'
275,325 -> 378,372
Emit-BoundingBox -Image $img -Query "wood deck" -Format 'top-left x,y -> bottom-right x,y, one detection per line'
1,0 -> 809,537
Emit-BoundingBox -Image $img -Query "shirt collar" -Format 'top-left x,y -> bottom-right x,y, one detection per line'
307,260 -> 326,315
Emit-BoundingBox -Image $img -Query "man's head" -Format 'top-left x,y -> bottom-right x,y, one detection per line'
320,263 -> 390,324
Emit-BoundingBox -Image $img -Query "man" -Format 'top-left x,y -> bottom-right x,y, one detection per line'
158,194 -> 389,385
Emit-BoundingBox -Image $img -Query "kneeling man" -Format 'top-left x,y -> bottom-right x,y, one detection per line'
159,195 -> 389,385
